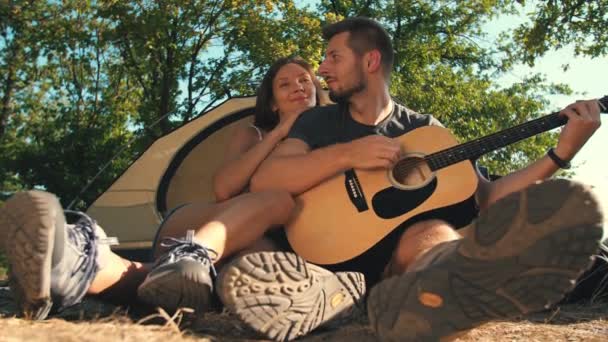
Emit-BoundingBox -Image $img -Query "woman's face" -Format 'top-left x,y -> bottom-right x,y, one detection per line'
272,63 -> 317,119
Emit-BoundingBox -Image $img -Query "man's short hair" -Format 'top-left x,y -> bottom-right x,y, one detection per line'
322,17 -> 394,77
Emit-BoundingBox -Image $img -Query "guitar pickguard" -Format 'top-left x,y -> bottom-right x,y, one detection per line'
371,178 -> 438,219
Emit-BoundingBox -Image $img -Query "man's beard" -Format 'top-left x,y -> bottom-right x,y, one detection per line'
328,70 -> 366,104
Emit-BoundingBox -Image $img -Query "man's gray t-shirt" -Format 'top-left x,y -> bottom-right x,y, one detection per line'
288,101 -> 442,147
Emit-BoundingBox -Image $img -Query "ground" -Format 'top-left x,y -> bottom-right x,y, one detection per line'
1,282 -> 607,342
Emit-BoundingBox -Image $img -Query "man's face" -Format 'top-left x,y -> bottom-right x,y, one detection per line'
318,32 -> 366,102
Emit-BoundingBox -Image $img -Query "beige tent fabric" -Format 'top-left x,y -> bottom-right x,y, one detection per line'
165,116 -> 249,210
86,97 -> 256,250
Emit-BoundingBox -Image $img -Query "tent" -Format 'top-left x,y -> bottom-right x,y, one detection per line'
86,96 -> 256,256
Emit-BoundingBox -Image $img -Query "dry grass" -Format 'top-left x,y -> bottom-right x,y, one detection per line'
1,284 -> 607,342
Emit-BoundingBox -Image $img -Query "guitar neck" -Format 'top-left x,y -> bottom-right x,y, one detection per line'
426,96 -> 608,171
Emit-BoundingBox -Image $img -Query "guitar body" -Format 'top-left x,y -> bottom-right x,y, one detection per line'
286,125 -> 479,265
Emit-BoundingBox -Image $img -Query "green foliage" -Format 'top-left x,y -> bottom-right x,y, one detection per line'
1,0 -> 598,208
1,1 -> 134,208
502,0 -> 608,66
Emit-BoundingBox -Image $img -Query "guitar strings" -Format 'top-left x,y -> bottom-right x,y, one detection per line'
390,112 -> 564,175
425,112 -> 563,169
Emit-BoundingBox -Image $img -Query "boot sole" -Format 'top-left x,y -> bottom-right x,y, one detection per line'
217,251 -> 366,341
0,191 -> 64,319
137,259 -> 213,314
367,179 -> 604,341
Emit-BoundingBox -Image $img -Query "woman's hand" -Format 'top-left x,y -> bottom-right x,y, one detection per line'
273,111 -> 304,139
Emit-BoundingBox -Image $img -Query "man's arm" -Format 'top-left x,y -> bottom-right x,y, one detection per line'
250,138 -> 350,194
250,135 -> 402,195
476,99 -> 602,210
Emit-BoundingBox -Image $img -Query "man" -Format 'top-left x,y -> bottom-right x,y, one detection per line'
217,17 -> 605,341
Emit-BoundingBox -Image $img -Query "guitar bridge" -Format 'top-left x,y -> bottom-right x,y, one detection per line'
344,169 -> 368,212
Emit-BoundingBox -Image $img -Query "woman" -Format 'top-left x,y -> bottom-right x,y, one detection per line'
0,56 -> 326,319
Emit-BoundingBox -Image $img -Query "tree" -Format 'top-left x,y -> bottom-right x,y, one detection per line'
1,1 -> 134,207
0,0 -> 48,192
3,0 -> 596,207
505,0 -> 608,67
98,0 -> 325,150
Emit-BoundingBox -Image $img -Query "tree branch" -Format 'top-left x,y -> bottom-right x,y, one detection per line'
0,43 -> 18,139
120,35 -> 149,96
89,28 -> 102,130
186,52 -> 230,122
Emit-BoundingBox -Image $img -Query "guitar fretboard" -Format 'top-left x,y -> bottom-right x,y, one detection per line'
425,94 -> 608,171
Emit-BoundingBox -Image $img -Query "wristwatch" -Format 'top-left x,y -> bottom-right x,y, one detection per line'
547,148 -> 571,169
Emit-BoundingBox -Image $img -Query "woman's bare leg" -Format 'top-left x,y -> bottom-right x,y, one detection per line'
87,190 -> 292,300
87,252 -> 151,303
137,190 -> 294,313
153,189 -> 294,262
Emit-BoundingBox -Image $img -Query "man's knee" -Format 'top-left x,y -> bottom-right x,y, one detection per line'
399,219 -> 458,245
389,219 -> 460,275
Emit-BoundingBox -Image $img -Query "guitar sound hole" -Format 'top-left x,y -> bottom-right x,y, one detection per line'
391,156 -> 433,188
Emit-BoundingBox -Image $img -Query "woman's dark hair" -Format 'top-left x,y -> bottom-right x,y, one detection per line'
254,56 -> 326,131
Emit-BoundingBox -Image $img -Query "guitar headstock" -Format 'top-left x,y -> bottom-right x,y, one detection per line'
600,96 -> 607,113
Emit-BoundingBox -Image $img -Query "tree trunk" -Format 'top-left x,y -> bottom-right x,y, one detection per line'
158,31 -> 176,135
0,47 -> 18,139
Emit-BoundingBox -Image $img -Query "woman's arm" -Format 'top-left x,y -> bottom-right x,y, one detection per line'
212,123 -> 285,201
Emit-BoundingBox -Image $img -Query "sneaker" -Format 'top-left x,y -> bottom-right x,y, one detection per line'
217,251 -> 366,341
137,230 -> 217,314
367,179 -> 604,341
0,190 -> 118,320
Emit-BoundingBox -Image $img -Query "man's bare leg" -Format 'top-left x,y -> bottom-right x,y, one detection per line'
382,219 -> 461,278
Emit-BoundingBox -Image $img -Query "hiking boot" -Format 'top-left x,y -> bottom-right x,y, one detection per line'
137,230 -> 217,314
367,179 -> 604,341
0,190 -> 118,320
217,251 -> 366,342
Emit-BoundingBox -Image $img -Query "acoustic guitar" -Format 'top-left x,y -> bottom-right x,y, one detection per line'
286,96 -> 608,265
